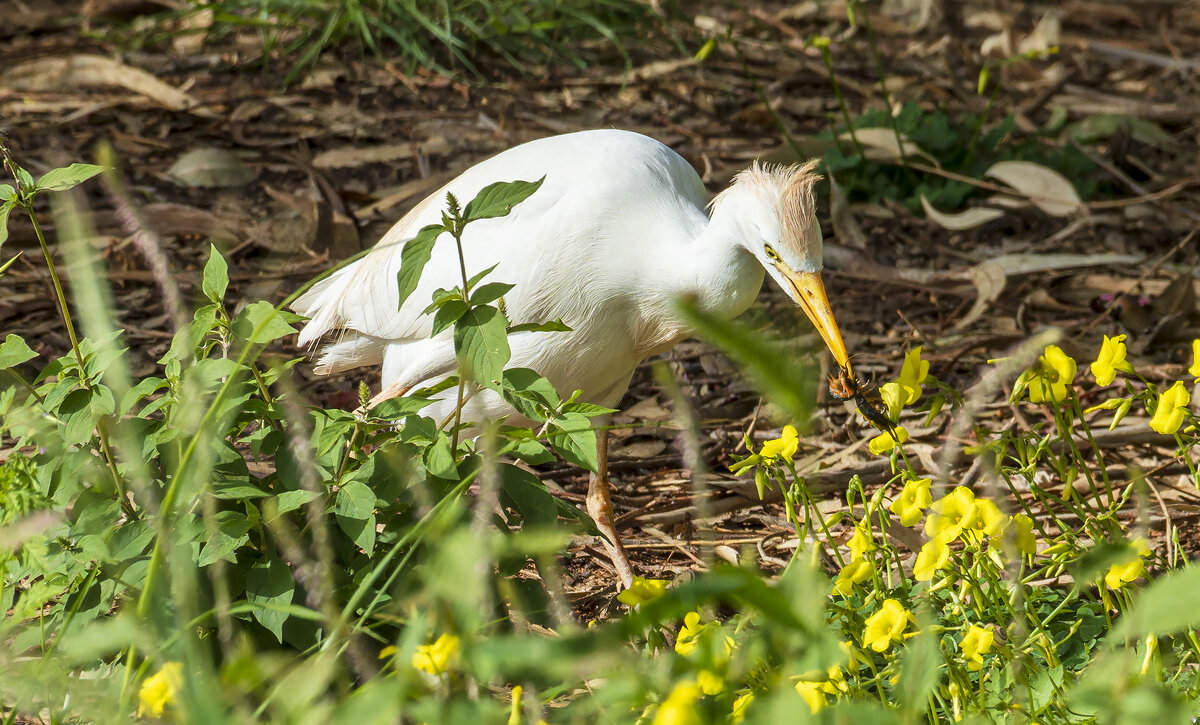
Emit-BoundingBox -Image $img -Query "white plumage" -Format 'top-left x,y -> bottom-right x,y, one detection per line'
293,129 -> 851,587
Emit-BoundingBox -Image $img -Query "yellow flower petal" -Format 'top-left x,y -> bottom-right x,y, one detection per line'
731,692 -> 754,723
618,576 -> 669,606
863,598 -> 914,652
413,634 -> 460,676
137,662 -> 183,718
760,425 -> 799,460
1149,381 -> 1190,435
1190,339 -> 1200,380
960,625 -> 995,671
889,478 -> 932,527
1091,334 -> 1133,387
897,347 -> 930,403
868,426 -> 909,455
832,556 -> 874,596
924,487 -> 977,541
652,681 -> 702,725
1027,345 -> 1077,403
913,536 -> 951,582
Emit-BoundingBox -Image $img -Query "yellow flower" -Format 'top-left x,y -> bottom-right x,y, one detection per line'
868,426 -> 909,455
897,346 -> 930,403
731,692 -> 754,723
794,680 -> 829,713
960,498 -> 1010,542
760,425 -> 799,460
509,685 -> 523,725
913,536 -> 951,582
618,576 -> 668,606
1105,538 -> 1151,590
1149,381 -> 1190,435
1027,345 -> 1077,404
1091,334 -> 1134,386
674,612 -> 734,657
924,487 -> 977,541
960,625 -> 995,671
413,633 -> 460,676
697,669 -> 724,696
863,598 -> 915,652
1010,513 -> 1037,557
848,522 -> 877,561
879,381 -> 907,420
379,645 -> 397,659
652,681 -> 702,725
138,662 -> 182,718
832,556 -> 874,596
889,478 -> 932,527
1189,340 -> 1200,380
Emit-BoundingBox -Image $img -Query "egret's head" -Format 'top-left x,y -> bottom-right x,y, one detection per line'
715,160 -> 851,371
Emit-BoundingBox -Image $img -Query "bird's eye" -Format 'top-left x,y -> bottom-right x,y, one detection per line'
764,244 -> 781,263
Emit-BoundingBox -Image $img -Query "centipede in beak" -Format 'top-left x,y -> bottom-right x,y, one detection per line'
828,365 -> 898,435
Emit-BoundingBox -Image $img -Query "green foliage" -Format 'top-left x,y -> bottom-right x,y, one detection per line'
822,103 -> 1101,213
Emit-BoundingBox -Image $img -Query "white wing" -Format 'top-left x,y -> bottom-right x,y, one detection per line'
292,129 -> 708,384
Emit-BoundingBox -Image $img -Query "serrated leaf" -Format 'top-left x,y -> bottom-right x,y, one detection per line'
231,301 -> 300,344
454,305 -> 510,388
0,334 -> 37,370
396,225 -> 442,310
469,282 -> 514,307
463,177 -> 545,221
202,244 -> 229,302
246,555 -> 295,643
984,161 -> 1085,217
508,320 -> 572,334
36,163 -> 106,192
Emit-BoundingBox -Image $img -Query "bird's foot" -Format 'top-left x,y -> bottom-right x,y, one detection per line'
586,472 -> 635,589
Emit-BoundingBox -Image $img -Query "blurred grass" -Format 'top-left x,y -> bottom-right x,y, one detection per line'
117,0 -> 678,85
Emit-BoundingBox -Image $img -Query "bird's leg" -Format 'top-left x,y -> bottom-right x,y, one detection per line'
585,428 -> 635,589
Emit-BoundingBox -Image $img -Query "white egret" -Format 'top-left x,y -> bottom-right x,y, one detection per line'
293,129 -> 852,588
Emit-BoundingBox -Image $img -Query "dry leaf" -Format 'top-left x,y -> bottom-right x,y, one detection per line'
984,161 -> 1085,216
954,260 -> 1007,329
3,54 -> 197,111
313,143 -> 423,169
921,195 -> 1005,230
169,148 -> 257,188
839,128 -> 939,166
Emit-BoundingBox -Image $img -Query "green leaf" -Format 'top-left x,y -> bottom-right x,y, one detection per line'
454,304 -> 510,388
0,334 -> 37,370
202,244 -> 229,302
367,395 -> 436,420
210,481 -> 270,499
430,298 -> 469,336
15,167 -> 34,193
508,320 -> 572,334
119,376 -> 167,416
0,199 -> 14,248
500,464 -> 590,529
548,412 -> 599,473
466,263 -> 499,289
246,555 -> 296,643
422,287 -> 463,315
231,301 -> 300,344
500,367 -> 560,420
424,433 -> 458,479
35,163 -> 106,192
1111,565 -> 1200,640
469,282 -> 514,307
197,511 -> 253,567
463,177 -> 545,221
396,225 -> 443,310
335,480 -> 377,555
271,489 -> 322,518
0,184 -> 14,201
0,252 -> 19,280
676,297 -> 816,422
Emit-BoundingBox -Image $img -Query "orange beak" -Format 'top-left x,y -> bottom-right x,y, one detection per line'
780,269 -> 851,373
